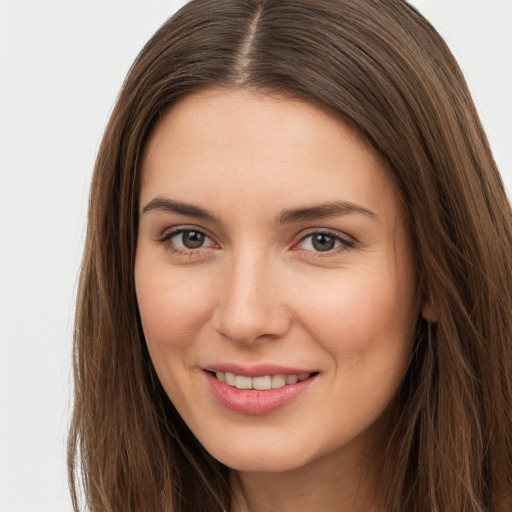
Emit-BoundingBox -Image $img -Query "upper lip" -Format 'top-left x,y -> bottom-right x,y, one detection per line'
203,363 -> 317,377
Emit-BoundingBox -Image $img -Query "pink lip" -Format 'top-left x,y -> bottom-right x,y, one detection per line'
204,368 -> 317,416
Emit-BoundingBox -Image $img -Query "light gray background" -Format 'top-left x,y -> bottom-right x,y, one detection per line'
0,1 -> 510,511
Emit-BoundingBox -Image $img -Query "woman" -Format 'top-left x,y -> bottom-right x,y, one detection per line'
68,1 -> 512,511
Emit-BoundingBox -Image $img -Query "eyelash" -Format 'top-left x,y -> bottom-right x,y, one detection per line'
157,227 -> 217,256
295,229 -> 354,256
157,227 -> 354,257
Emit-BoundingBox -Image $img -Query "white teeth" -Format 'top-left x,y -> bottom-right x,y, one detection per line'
271,374 -> 286,389
253,376 -> 272,390
235,375 -> 253,389
214,371 -> 312,389
285,374 -> 298,385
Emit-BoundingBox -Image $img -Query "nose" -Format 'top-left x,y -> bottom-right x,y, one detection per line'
214,249 -> 291,345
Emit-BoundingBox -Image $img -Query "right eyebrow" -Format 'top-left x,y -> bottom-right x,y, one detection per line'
141,197 -> 218,223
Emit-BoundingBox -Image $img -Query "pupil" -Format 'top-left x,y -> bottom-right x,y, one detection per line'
183,231 -> 204,249
312,234 -> 335,251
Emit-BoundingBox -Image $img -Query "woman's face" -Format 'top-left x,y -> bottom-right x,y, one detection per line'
135,89 -> 419,473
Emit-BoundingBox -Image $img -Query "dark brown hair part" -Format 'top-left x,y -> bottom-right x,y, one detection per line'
69,1 -> 512,510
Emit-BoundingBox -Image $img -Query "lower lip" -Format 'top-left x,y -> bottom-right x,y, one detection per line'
205,372 -> 316,416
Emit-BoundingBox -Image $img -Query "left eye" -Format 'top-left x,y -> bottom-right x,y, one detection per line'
166,229 -> 215,250
298,232 -> 351,252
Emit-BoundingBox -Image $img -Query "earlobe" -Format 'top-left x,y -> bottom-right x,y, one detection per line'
421,301 -> 437,323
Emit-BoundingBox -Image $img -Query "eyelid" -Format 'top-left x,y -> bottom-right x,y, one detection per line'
158,224 -> 213,240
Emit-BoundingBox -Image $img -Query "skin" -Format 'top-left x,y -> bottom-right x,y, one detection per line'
135,89 -> 420,512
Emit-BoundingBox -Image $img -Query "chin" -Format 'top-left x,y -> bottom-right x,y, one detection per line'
198,430 -> 324,473
215,450 -> 310,473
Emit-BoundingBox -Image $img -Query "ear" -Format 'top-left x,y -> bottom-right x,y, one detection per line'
421,301 -> 437,323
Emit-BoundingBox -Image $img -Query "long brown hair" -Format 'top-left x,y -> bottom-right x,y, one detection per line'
69,1 -> 512,510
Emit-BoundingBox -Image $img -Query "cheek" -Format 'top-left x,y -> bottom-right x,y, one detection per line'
294,268 -> 417,363
135,262 -> 215,352
297,271 -> 417,429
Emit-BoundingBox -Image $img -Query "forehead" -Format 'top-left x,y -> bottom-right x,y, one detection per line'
140,88 -> 400,223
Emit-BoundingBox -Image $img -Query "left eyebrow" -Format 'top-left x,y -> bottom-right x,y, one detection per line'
277,200 -> 377,224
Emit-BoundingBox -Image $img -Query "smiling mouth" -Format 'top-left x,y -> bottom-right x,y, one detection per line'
210,371 -> 317,391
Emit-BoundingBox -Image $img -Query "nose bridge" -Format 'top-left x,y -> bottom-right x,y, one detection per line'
216,245 -> 289,344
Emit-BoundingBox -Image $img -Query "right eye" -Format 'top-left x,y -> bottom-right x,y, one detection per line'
159,228 -> 216,252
